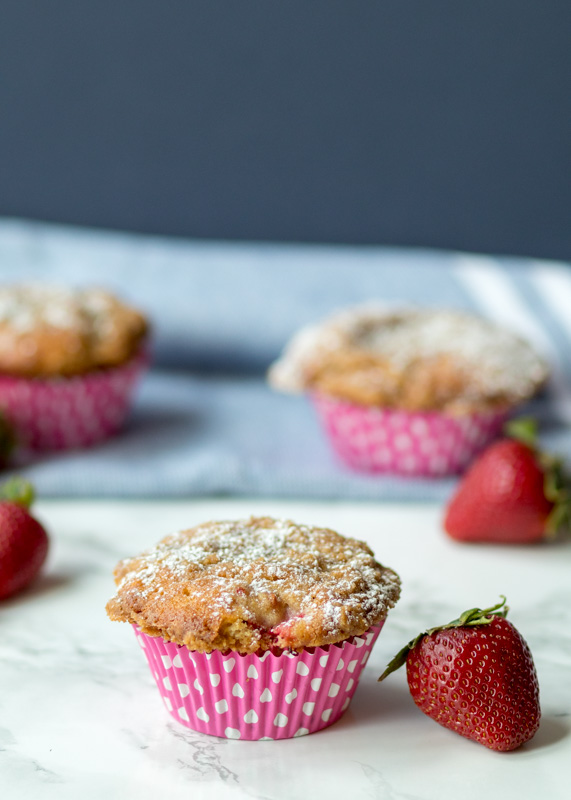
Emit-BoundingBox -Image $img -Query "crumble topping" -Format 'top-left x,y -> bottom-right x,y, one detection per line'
106,516 -> 401,653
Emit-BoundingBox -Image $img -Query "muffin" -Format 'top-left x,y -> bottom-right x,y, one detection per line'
0,284 -> 149,449
106,516 -> 401,740
269,306 -> 549,476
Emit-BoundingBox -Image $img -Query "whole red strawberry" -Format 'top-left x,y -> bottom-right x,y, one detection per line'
444,419 -> 570,544
379,598 -> 541,751
0,478 -> 49,600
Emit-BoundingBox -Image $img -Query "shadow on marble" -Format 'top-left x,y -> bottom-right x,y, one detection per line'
335,678 -> 417,732
1,570 -> 76,607
338,679 -> 570,754
524,715 -> 570,752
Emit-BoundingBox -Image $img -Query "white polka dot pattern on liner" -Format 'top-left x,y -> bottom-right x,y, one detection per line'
0,350 -> 148,451
133,619 -> 384,740
312,394 -> 508,477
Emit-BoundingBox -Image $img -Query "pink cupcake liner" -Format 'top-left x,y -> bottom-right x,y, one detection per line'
312,393 -> 509,477
0,348 -> 149,450
133,621 -> 384,740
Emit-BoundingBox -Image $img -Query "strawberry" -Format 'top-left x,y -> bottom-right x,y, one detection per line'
0,478 -> 49,600
379,598 -> 541,751
444,418 -> 571,544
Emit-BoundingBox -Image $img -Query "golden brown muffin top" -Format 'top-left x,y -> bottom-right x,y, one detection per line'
269,306 -> 549,413
106,516 -> 401,654
0,284 -> 148,377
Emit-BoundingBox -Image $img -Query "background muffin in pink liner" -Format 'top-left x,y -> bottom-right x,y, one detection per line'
268,306 -> 549,476
0,284 -> 149,450
106,516 -> 401,740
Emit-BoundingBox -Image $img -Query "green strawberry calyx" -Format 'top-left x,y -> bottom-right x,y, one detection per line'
378,596 -> 508,682
0,477 -> 35,509
505,417 -> 571,537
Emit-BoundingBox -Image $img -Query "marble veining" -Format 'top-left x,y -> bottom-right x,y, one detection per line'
1,499 -> 570,800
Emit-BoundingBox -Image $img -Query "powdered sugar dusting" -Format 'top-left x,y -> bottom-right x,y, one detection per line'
269,306 -> 549,405
0,284 -> 144,354
108,517 -> 401,652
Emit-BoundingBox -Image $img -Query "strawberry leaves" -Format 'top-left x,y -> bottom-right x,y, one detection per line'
379,597 -> 508,681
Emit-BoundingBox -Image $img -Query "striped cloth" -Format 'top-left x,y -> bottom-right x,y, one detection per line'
0,217 -> 570,499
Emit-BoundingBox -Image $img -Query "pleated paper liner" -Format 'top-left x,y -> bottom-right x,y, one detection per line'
312,392 -> 508,476
0,348 -> 149,450
134,621 -> 384,740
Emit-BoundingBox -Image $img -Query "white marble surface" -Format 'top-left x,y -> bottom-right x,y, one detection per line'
1,499 -> 570,800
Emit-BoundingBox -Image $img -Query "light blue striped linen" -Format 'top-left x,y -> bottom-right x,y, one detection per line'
1,218 -> 570,500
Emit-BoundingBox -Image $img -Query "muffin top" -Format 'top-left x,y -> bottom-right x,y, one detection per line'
106,516 -> 401,654
0,284 -> 148,377
269,306 -> 549,413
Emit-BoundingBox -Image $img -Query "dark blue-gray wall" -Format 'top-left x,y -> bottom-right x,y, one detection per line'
1,1 -> 570,259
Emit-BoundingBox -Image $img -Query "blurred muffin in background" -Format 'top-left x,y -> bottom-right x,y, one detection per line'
0,284 -> 149,450
269,306 -> 549,477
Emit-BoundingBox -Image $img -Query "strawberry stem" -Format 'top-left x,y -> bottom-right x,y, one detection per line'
378,596 -> 508,682
504,417 -> 538,448
0,477 -> 35,509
